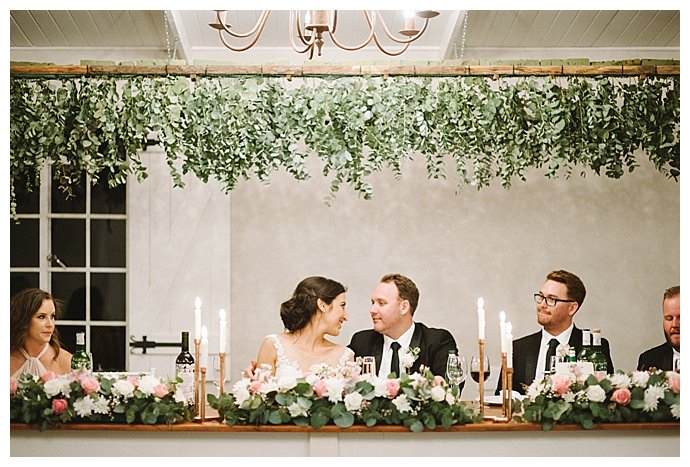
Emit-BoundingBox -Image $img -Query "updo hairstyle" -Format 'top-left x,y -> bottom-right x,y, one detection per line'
280,276 -> 346,333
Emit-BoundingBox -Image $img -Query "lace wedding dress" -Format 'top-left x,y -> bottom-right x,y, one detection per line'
265,334 -> 354,376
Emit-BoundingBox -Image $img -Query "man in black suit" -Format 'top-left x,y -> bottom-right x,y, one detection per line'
637,286 -> 680,372
496,270 -> 614,395
348,273 -> 460,391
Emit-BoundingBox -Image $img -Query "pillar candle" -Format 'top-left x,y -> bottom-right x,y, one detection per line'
194,297 -> 202,341
219,309 -> 227,354
200,325 -> 208,369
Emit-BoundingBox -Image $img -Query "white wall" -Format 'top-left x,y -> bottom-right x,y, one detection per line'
127,147 -> 679,400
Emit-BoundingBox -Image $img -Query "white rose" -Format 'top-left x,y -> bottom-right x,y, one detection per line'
373,378 -> 389,398
445,392 -> 456,405
392,394 -> 412,413
277,374 -> 298,391
400,353 -> 415,369
430,386 -> 446,402
43,378 -> 64,398
344,392 -> 364,412
137,375 -> 160,395
585,385 -> 606,402
112,379 -> 135,398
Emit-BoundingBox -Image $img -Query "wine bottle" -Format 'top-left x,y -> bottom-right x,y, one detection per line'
175,331 -> 195,405
70,332 -> 92,372
577,329 -> 591,362
589,328 -> 608,376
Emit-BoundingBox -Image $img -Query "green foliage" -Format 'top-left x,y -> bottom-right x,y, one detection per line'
9,75 -> 679,217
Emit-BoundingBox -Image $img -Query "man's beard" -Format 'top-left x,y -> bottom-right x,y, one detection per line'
665,330 -> 680,351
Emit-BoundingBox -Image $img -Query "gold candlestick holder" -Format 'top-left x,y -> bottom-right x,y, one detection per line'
219,352 -> 226,395
493,352 -> 513,423
194,339 -> 200,418
199,367 -> 207,423
478,338 -> 485,417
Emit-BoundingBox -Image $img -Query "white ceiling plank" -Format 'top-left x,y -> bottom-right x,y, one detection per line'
520,10 -> 559,47
440,10 -> 466,60
50,10 -> 86,47
166,10 -> 190,63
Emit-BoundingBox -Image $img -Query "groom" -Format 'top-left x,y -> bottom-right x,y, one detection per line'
348,273 -> 460,391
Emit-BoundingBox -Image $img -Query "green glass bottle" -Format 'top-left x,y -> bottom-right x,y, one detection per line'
577,329 -> 591,362
589,329 -> 608,376
70,332 -> 92,372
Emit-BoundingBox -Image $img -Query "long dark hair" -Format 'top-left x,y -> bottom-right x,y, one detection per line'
10,288 -> 63,360
280,277 -> 346,332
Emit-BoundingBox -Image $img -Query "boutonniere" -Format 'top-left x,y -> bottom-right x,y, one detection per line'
557,344 -> 571,359
400,347 -> 420,370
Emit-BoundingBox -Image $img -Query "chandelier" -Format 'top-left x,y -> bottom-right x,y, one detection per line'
209,10 -> 440,60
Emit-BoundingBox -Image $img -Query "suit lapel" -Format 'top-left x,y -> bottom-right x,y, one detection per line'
524,333 -> 541,382
370,333 -> 384,374
409,324 -> 424,373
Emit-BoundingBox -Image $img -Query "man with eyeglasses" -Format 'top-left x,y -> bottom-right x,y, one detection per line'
495,269 -> 614,395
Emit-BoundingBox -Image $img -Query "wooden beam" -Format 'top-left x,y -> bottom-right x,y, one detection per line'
9,64 -> 681,77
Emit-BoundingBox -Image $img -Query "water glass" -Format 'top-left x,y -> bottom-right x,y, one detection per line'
446,354 -> 466,396
362,356 -> 376,375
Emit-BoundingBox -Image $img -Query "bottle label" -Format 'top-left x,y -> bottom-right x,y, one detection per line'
176,364 -> 195,404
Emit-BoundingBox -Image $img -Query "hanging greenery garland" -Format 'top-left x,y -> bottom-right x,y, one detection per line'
9,74 -> 679,217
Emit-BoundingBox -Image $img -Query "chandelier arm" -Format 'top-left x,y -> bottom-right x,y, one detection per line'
217,24 -> 267,52
326,10 -> 377,51
215,10 -> 271,39
370,32 -> 412,56
289,10 -> 317,54
374,11 -> 431,44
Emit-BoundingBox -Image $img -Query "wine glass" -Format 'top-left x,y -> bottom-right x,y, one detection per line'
445,354 -> 466,397
211,355 -> 227,396
674,357 -> 680,373
470,355 -> 491,384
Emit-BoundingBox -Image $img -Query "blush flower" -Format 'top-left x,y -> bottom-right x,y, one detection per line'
52,398 -> 68,414
10,377 -> 18,395
667,373 -> 680,393
386,379 -> 400,398
41,371 -> 57,382
551,374 -> 572,395
313,379 -> 328,398
249,380 -> 262,393
79,376 -> 101,395
153,384 -> 169,398
611,388 -> 631,405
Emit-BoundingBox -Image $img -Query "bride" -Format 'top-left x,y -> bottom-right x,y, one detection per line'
255,276 -> 354,376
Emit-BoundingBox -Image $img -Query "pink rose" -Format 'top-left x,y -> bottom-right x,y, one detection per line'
249,380 -> 262,393
128,376 -> 138,388
313,380 -> 328,398
611,388 -> 631,405
386,379 -> 400,398
10,377 -> 18,395
42,371 -> 56,382
552,374 -> 572,395
434,375 -> 445,387
668,373 -> 680,393
595,373 -> 606,382
80,376 -> 101,395
52,398 -> 68,414
154,383 -> 169,398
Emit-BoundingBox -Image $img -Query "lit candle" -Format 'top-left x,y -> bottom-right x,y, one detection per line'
194,297 -> 202,341
499,310 -> 506,353
506,321 -> 513,368
477,297 -> 485,340
200,325 -> 208,369
219,309 -> 227,354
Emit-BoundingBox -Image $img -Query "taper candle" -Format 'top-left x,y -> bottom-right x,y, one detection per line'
219,308 -> 227,354
200,325 -> 208,369
194,297 -> 202,341
506,321 -> 513,368
499,310 -> 506,353
477,297 -> 485,339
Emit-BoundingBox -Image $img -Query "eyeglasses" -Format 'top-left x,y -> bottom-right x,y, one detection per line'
533,293 -> 576,307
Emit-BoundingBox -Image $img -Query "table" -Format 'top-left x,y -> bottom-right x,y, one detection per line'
10,419 -> 679,457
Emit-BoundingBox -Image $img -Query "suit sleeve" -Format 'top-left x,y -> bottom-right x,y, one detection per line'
429,329 -> 457,377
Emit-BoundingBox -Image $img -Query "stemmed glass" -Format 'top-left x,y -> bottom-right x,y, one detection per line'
470,355 -> 491,384
361,356 -> 376,376
674,357 -> 680,373
446,354 -> 467,397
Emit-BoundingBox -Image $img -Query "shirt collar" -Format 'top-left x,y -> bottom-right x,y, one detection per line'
541,323 -> 574,346
383,322 -> 416,350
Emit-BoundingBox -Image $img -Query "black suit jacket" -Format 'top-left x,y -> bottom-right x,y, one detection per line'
637,342 -> 674,371
495,326 -> 614,395
348,322 -> 460,391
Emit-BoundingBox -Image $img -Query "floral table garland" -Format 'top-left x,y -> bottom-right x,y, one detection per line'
514,369 -> 680,431
10,366 -> 680,432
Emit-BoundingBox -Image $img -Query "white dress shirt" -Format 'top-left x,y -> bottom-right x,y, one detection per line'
673,348 -> 680,372
535,324 -> 574,381
378,322 -> 416,378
